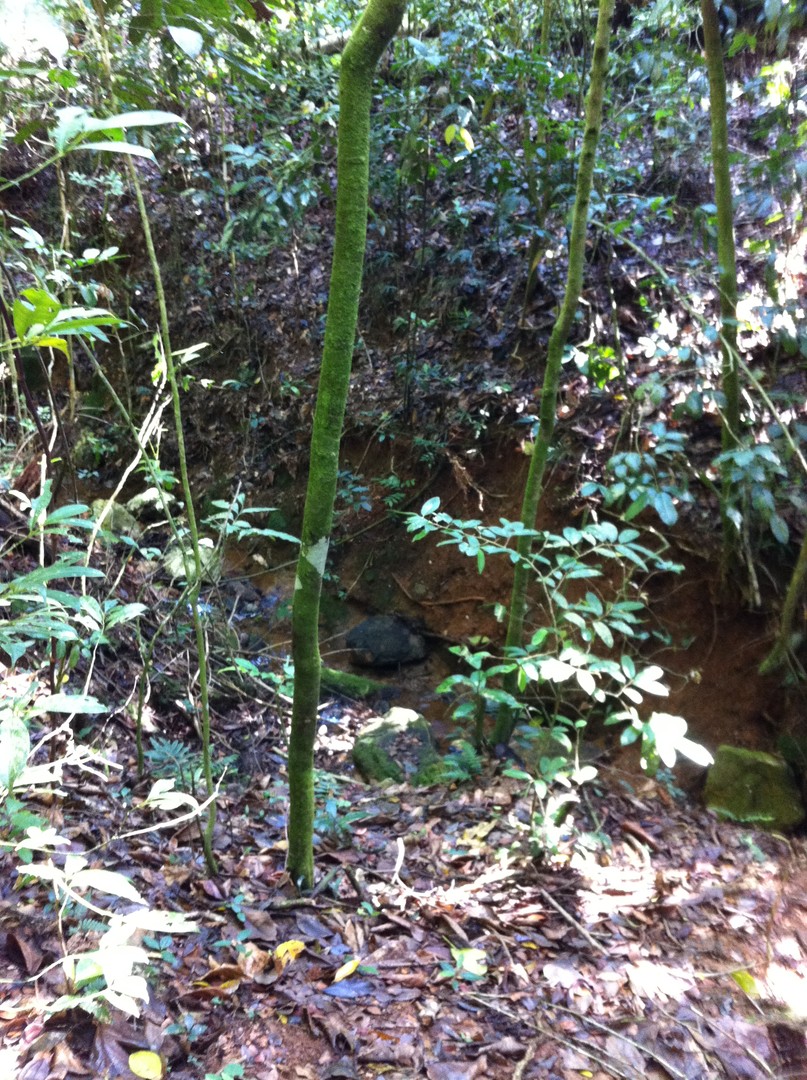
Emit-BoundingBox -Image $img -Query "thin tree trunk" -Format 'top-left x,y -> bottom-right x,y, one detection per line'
701,0 -> 740,451
493,0 -> 615,747
286,0 -> 405,891
760,530 -> 807,674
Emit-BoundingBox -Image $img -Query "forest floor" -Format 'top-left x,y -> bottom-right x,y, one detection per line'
2,32 -> 807,1080
2,421 -> 807,1079
2,612 -> 807,1080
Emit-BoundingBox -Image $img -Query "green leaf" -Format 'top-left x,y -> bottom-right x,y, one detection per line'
647,712 -> 713,769
31,693 -> 106,715
103,603 -> 148,629
592,621 -> 614,648
770,514 -> 789,544
81,109 -> 188,134
32,336 -> 69,354
13,288 -> 60,336
168,24 -> 204,57
0,714 -> 30,789
633,665 -> 668,697
52,106 -> 91,151
451,946 -> 487,979
731,970 -> 761,995
75,141 -> 156,159
71,868 -> 144,902
653,491 -> 678,526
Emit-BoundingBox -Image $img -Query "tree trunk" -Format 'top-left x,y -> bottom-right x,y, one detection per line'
285,0 -> 405,891
760,530 -> 807,674
494,0 -> 615,747
701,0 -> 740,452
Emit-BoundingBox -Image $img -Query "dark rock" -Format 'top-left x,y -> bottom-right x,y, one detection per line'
346,615 -> 427,667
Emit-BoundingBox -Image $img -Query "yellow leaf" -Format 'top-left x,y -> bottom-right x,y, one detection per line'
274,939 -> 305,970
731,970 -> 760,996
129,1050 -> 164,1079
333,957 -> 360,983
460,822 -> 495,845
35,336 -> 69,355
459,127 -> 474,153
444,123 -> 457,145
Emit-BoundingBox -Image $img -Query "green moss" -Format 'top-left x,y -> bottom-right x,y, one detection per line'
704,745 -> 805,831
320,666 -> 387,698
352,708 -> 433,784
352,738 -> 404,783
90,499 -> 143,541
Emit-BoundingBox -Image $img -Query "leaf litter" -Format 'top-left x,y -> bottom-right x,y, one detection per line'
2,685 -> 807,1080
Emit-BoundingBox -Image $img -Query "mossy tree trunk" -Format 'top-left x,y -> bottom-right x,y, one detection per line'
493,0 -> 615,747
286,0 -> 405,891
700,0 -> 741,549
520,0 -> 556,320
760,531 -> 807,674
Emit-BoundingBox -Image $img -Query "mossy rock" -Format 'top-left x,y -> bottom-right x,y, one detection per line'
90,499 -> 143,542
320,666 -> 388,700
352,707 -> 437,784
163,540 -> 222,584
125,486 -> 176,519
704,745 -> 805,831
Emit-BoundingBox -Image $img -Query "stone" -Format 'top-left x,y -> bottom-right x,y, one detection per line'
162,539 -> 222,584
704,745 -> 805,831
125,486 -> 176,518
346,615 -> 426,667
352,707 -> 437,784
90,499 -> 143,541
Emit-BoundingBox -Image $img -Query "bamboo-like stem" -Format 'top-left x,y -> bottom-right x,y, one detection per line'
494,0 -> 615,746
286,0 -> 405,891
92,5 -> 217,872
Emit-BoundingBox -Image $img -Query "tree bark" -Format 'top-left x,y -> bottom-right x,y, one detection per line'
701,0 -> 740,452
494,0 -> 615,746
700,0 -> 742,577
286,0 -> 405,891
760,530 -> 807,674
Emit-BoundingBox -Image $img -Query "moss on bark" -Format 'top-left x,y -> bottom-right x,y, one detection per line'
286,0 -> 405,891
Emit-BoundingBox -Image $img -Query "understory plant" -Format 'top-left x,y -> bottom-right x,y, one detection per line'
0,493 -> 202,1021
406,497 -> 712,811
2,779 -> 200,1020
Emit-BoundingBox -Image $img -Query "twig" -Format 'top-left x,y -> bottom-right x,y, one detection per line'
537,887 -> 609,954
392,572 -> 488,607
469,993 -> 639,1080
310,866 -> 342,898
511,1038 -> 540,1080
545,1000 -> 690,1080
343,865 -> 370,905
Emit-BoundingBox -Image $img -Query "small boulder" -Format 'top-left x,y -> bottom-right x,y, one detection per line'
346,615 -> 426,667
704,745 -> 805,831
90,499 -> 143,542
125,486 -> 176,519
353,707 -> 436,783
163,538 -> 222,584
